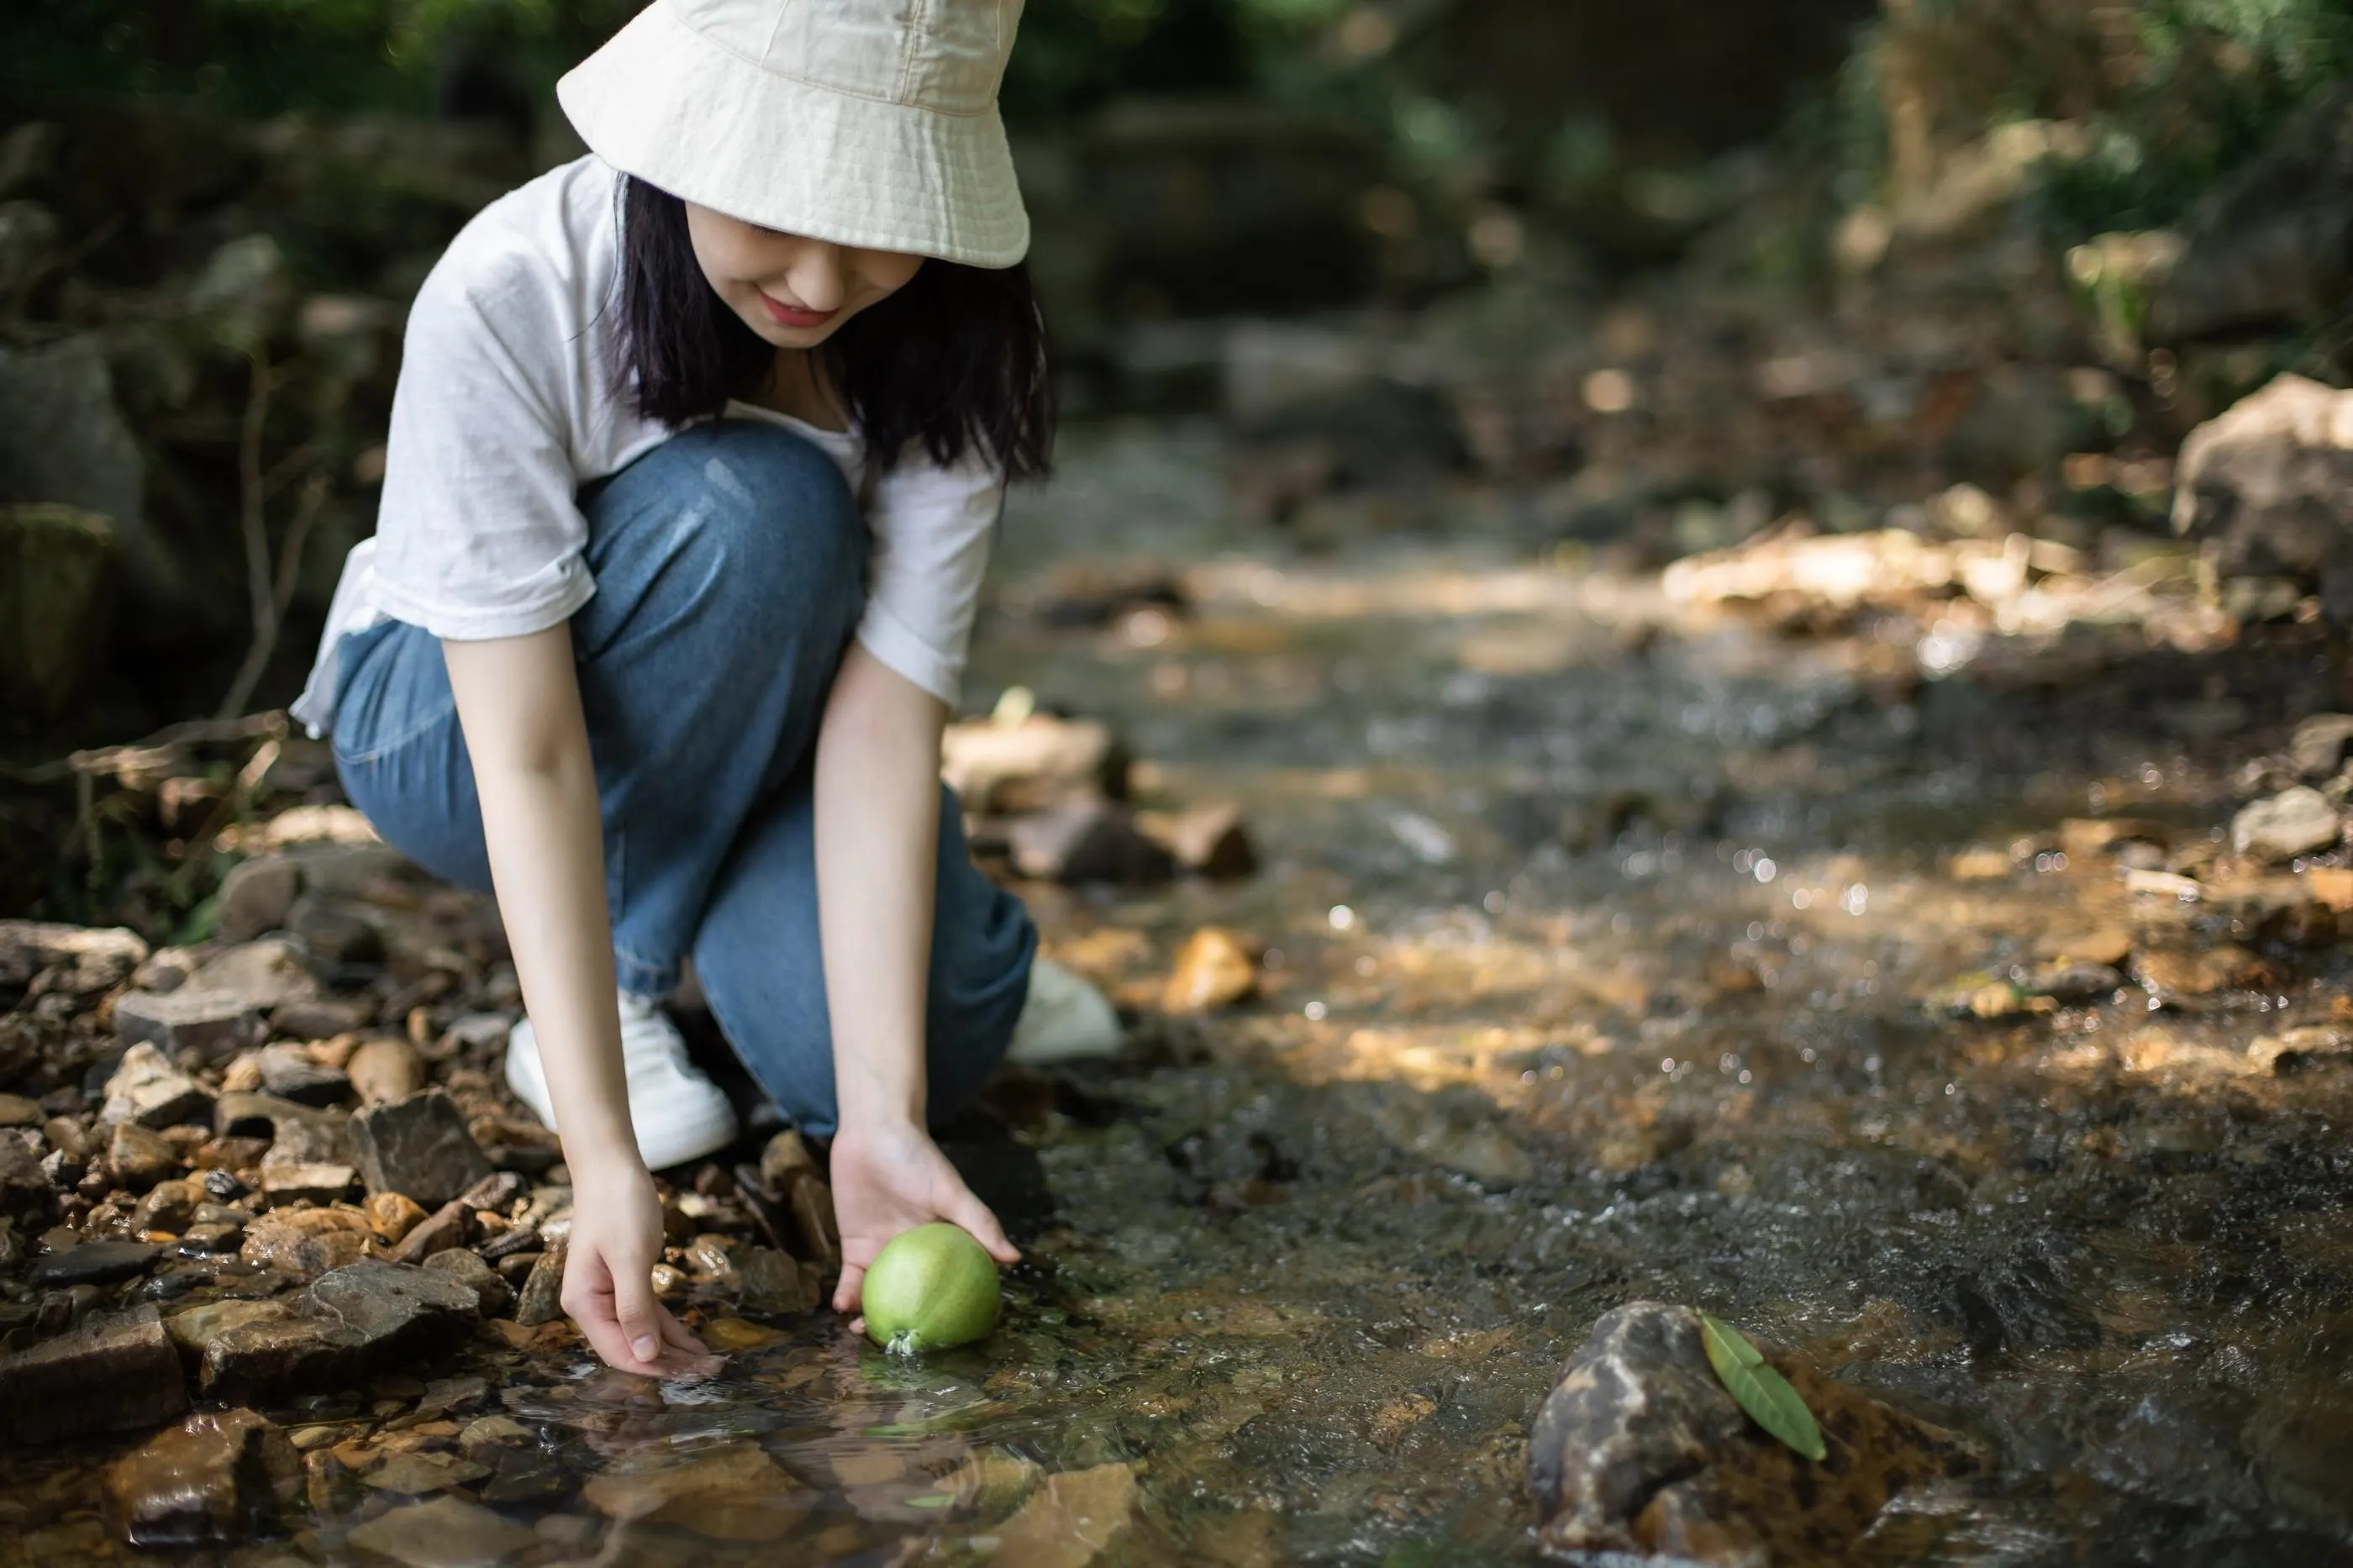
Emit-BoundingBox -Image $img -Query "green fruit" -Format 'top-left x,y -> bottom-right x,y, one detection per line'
862,1223 -> 1002,1355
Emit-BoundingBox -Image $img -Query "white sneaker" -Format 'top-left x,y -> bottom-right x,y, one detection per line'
1006,956 -> 1124,1065
505,992 -> 740,1170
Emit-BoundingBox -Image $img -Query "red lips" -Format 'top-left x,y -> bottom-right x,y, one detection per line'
759,292 -> 835,329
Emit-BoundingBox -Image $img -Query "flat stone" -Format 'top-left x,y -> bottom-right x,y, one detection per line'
2234,786 -> 2342,862
285,891 -> 384,966
256,1043 -> 349,1107
259,1161 -> 356,1207
166,1298 -> 292,1358
202,1259 -> 479,1402
0,921 -> 148,997
1529,1302 -> 1983,1564
350,1091 -> 492,1208
364,1190 -> 430,1245
343,1493 -> 538,1568
270,997 -> 372,1039
102,1409 -> 297,1548
366,1450 -> 489,1494
583,1441 -> 805,1542
0,1093 -> 42,1128
992,1461 -> 1138,1568
2172,374 -> 2353,619
0,1303 -> 189,1444
107,1119 -> 182,1191
388,1199 -> 471,1264
114,939 -> 318,1061
28,1240 -> 159,1288
941,715 -> 1127,815
101,1042 -> 213,1129
346,1036 -> 425,1105
1139,802 -> 1259,880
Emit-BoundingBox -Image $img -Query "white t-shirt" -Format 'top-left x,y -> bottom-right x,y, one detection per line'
290,155 -> 1003,736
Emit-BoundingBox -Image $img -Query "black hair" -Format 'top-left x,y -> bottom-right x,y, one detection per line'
614,175 -> 1053,481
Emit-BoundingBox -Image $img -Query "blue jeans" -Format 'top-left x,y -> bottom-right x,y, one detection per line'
329,419 -> 1036,1137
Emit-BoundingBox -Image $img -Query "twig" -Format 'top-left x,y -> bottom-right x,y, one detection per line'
217,466 -> 329,722
4,712 -> 288,787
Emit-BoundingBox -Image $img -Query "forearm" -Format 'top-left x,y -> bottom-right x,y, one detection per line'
813,642 -> 948,1130
441,632 -> 638,1172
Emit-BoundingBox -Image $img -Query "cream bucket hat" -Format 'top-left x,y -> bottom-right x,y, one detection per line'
556,0 -> 1029,268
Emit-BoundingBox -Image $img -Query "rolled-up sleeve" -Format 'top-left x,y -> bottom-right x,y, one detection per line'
368,241 -> 593,642
855,448 -> 1003,704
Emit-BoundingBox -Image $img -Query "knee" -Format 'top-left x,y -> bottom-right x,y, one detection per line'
666,422 -> 865,632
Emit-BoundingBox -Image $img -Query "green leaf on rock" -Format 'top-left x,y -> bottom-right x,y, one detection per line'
1698,1311 -> 1826,1462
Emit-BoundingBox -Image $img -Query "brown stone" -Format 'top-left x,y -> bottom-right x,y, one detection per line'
388,1199 -> 471,1264
583,1440 -> 805,1541
733,1246 -> 817,1315
0,1131 -> 50,1218
255,1042 -> 350,1107
103,1409 -> 297,1548
215,857 -> 303,944
514,1241 -> 566,1329
114,939 -> 318,1061
785,1171 -> 841,1273
422,1250 -> 513,1317
346,1036 -> 424,1106
758,1129 -> 819,1189
238,1206 -> 376,1276
259,1162 -> 356,1208
0,921 -> 148,997
941,715 -> 1128,815
0,1303 -> 188,1444
129,1177 -> 205,1234
1139,802 -> 1259,879
202,1259 -> 480,1402
1162,926 -> 1261,1014
1528,1302 -> 1984,1565
107,1120 -> 182,1192
2135,944 -> 2277,997
364,1191 -> 429,1246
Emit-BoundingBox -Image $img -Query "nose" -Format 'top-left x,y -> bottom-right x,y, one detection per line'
781,242 -> 847,313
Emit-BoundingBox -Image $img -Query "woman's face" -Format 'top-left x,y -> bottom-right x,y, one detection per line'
684,202 -> 924,348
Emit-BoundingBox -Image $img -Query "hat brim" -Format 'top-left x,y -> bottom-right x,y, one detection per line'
556,2 -> 1030,269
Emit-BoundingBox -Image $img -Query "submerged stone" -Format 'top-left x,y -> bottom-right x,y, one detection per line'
1527,1302 -> 1982,1565
101,1409 -> 297,1548
0,1302 -> 188,1444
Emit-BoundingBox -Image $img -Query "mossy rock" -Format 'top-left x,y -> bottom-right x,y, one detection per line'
1,502 -> 115,718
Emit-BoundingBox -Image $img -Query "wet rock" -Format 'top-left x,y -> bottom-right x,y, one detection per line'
344,1493 -> 537,1567
256,1042 -> 350,1107
366,1450 -> 489,1495
271,997 -> 371,1040
238,1205 -> 376,1276
514,1240 -> 566,1328
1162,927 -> 1261,1014
757,1128 -> 818,1190
347,1036 -> 425,1105
2135,944 -> 2277,998
1381,1100 -> 1535,1187
165,1298 -> 288,1360
0,920 -> 147,997
2025,961 -> 2124,1003
583,1440 -> 806,1541
1009,801 -> 1176,885
1528,1302 -> 1982,1564
388,1198 -> 471,1263
2250,1025 -> 2353,1073
203,1259 -> 479,1401
350,1090 -> 493,1208
129,939 -> 319,1053
423,1249 -> 513,1316
2291,713 -> 2353,779
179,1203 -> 248,1253
992,1460 -> 1139,1568
107,1120 -> 183,1191
941,714 -> 1128,815
28,1240 -> 159,1288
101,1041 -> 213,1129
0,1302 -> 188,1444
216,857 -> 303,944
2234,786 -> 2341,862
1137,802 -> 1259,880
103,1409 -> 297,1548
733,1245 -> 817,1315
2173,376 -> 2353,618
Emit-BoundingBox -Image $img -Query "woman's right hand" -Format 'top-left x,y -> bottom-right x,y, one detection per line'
561,1162 -> 713,1376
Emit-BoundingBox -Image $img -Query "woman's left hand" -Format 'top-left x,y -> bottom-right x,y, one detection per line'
827,1116 -> 1019,1323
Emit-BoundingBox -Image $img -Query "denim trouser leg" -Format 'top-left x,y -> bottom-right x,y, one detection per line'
330,418 -> 1035,1137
